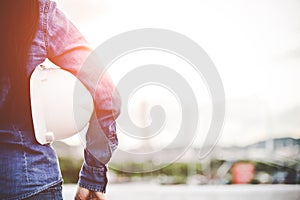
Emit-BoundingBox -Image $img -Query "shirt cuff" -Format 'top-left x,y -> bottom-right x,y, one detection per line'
78,151 -> 108,193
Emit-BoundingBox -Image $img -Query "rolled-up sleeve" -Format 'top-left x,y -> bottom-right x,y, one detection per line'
79,150 -> 108,193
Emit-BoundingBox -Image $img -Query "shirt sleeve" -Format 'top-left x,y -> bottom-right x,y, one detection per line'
79,150 -> 108,193
45,0 -> 121,192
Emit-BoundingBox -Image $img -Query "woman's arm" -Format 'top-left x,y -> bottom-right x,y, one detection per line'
45,0 -> 120,195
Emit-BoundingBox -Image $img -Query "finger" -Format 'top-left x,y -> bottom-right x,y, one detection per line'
91,192 -> 106,200
75,187 -> 91,200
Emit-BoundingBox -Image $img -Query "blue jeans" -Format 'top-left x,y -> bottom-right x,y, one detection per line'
24,183 -> 63,200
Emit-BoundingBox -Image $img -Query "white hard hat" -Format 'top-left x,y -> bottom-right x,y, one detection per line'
30,65 -> 94,145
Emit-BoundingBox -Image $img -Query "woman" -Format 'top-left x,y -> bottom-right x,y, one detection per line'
0,0 -> 120,199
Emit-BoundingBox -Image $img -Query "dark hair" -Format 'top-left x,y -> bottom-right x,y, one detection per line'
0,0 -> 40,127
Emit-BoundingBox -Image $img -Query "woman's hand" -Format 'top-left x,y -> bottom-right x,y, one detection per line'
75,186 -> 106,200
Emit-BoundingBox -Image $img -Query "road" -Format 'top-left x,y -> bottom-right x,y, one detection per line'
63,184 -> 300,200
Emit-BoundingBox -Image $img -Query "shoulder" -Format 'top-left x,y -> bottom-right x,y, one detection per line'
39,0 -> 58,16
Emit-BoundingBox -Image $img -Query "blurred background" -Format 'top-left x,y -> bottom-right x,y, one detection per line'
49,0 -> 300,199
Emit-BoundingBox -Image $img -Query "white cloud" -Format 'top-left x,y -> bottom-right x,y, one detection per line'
57,0 -> 300,146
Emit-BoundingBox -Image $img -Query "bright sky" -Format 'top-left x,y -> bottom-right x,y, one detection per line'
56,0 -> 300,148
